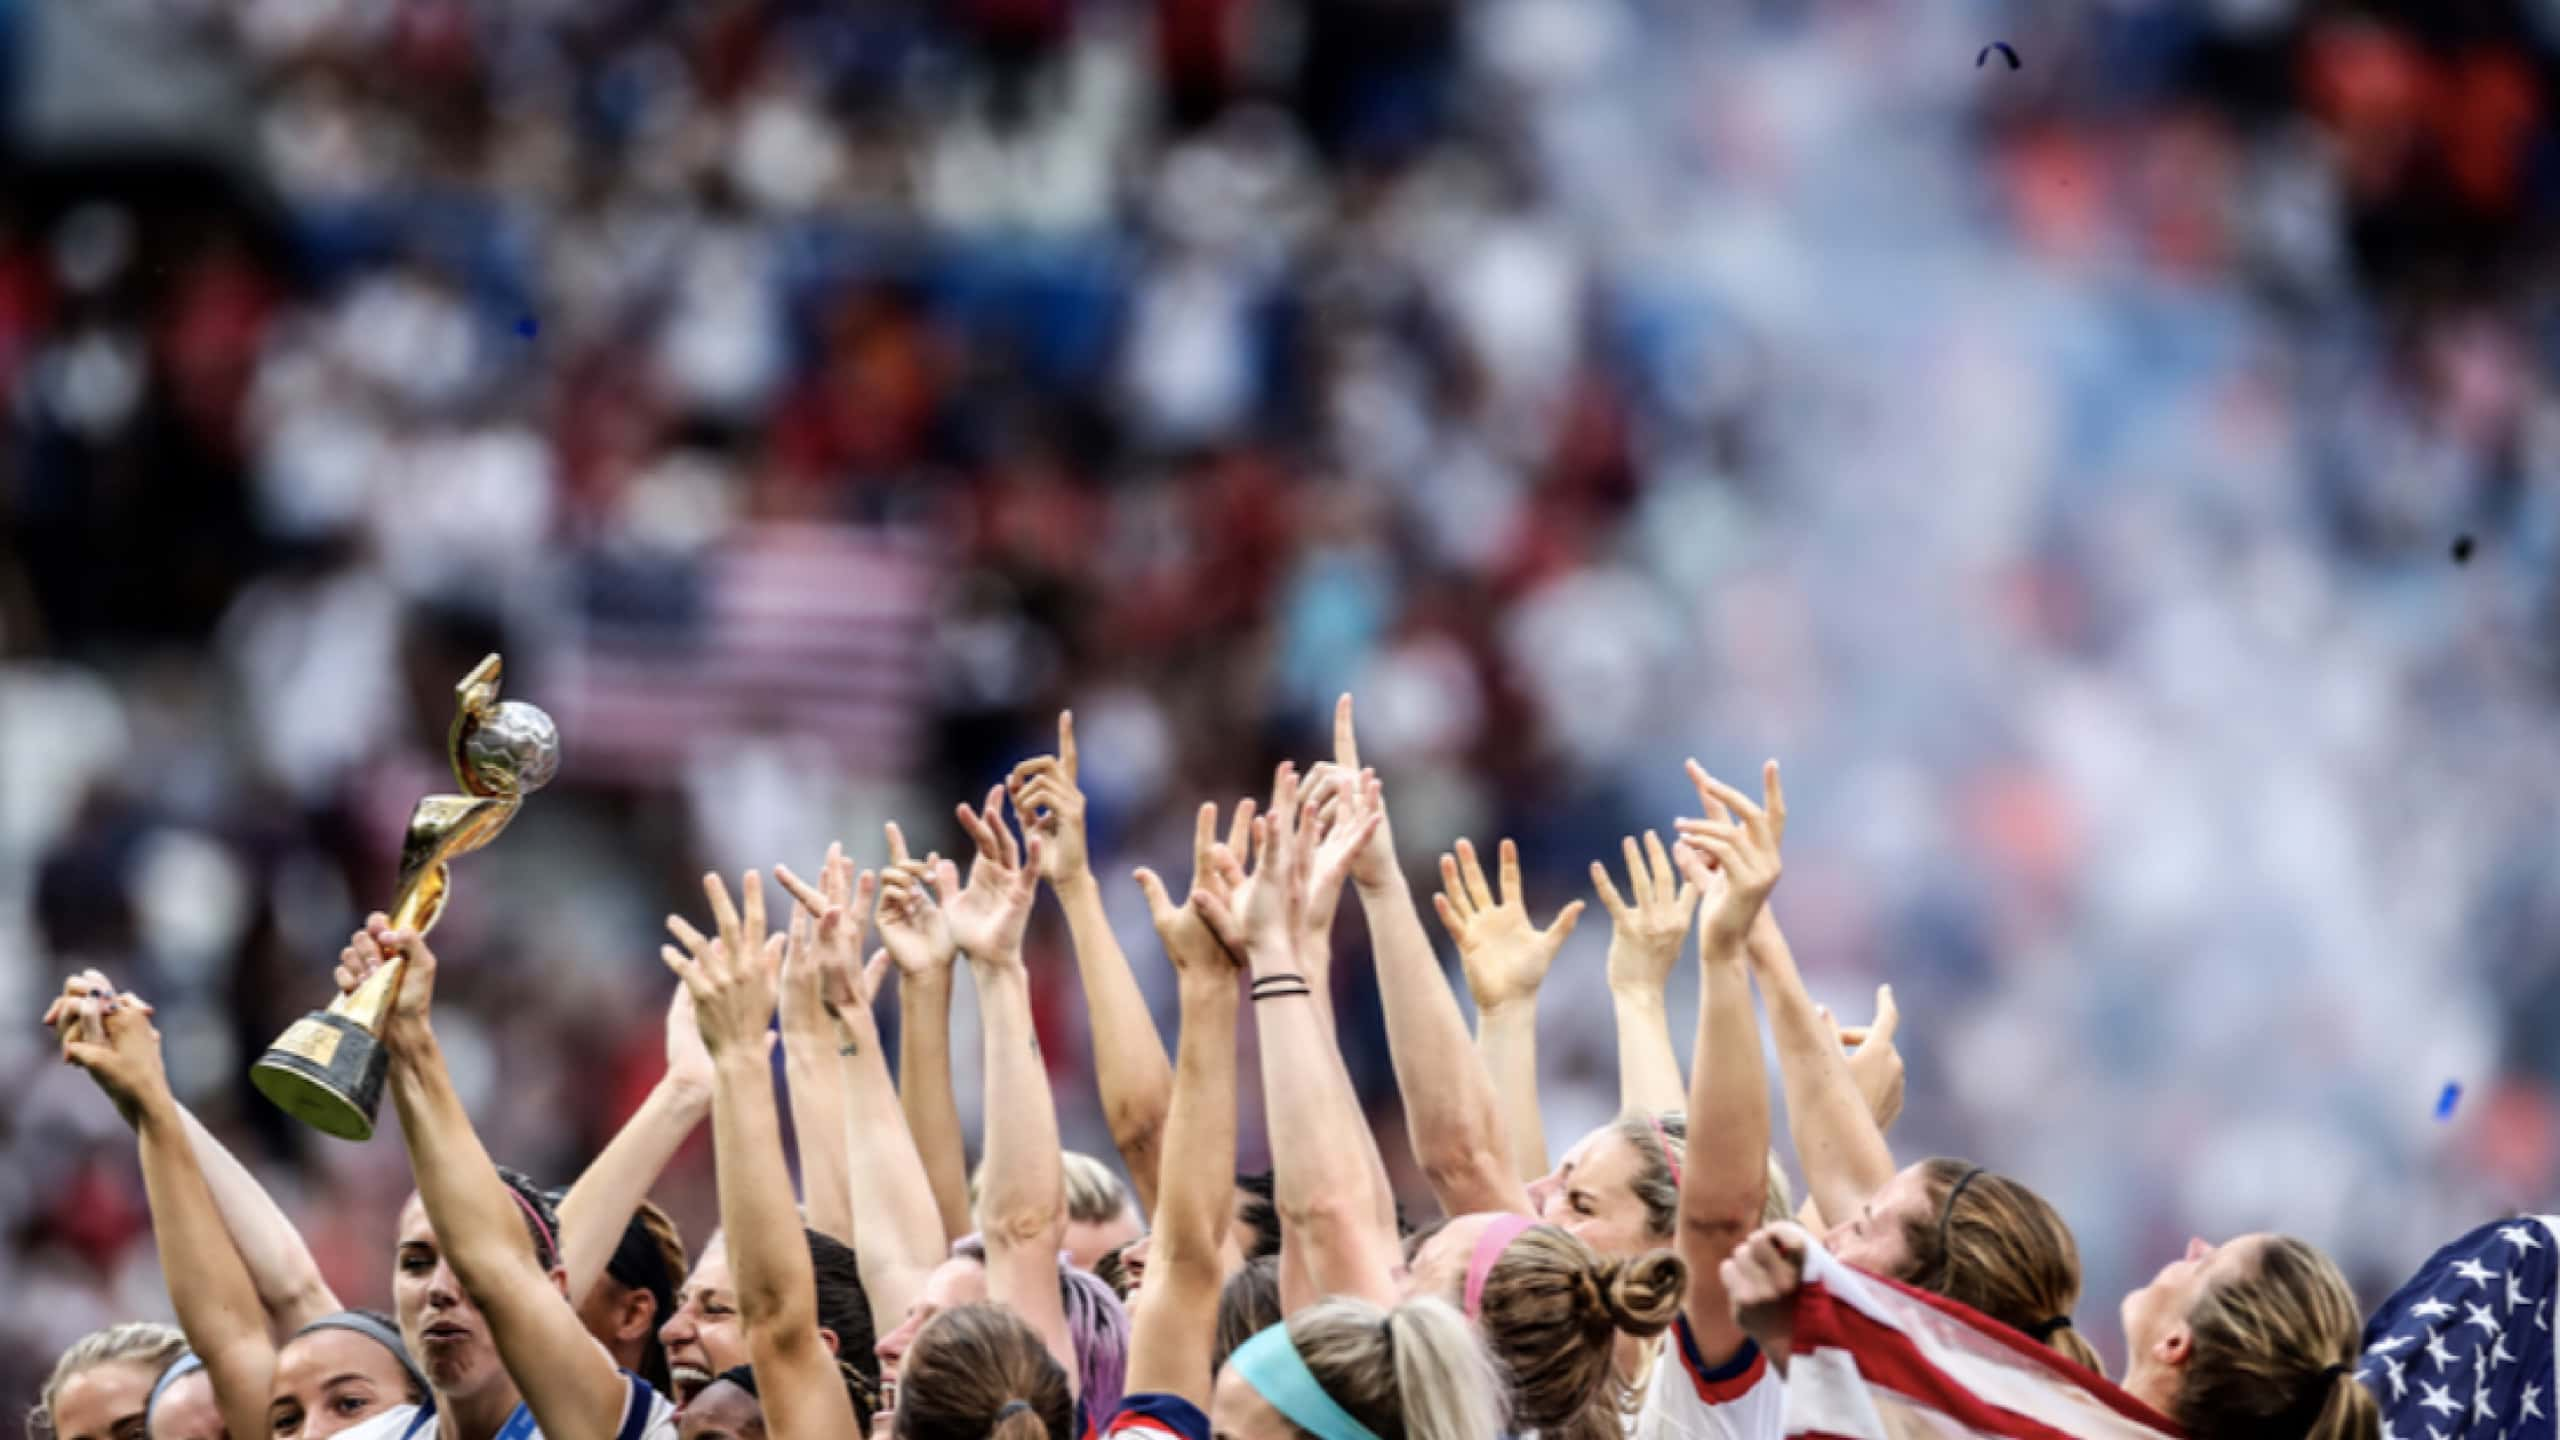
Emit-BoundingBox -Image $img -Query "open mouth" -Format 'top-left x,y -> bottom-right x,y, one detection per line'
670,1367 -> 710,1405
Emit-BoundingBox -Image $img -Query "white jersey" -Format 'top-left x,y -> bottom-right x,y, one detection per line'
1635,1316 -> 1784,1440
389,1374 -> 676,1440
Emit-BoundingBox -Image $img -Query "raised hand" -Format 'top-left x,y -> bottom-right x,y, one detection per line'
1331,695 -> 1401,890
1674,760 -> 1786,953
660,872 -> 787,1060
1007,712 -> 1090,887
664,980 -> 717,1100
1831,985 -> 1904,1133
1434,838 -> 1584,1017
49,974 -> 172,1127
1196,764 -> 1306,966
875,821 -> 956,982
337,915 -> 436,1026
1301,763 -> 1381,945
1591,830 -> 1700,997
1134,802 -> 1247,978
776,845 -> 882,1022
938,787 -> 1043,971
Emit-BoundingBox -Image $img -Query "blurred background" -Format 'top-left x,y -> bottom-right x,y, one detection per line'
8,0 -> 2560,1404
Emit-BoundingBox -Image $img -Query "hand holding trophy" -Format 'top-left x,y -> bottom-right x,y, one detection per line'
251,655 -> 558,1139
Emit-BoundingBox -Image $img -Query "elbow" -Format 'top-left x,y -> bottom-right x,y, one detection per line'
980,1197 -> 1062,1253
1679,1190 -> 1761,1261
1105,1104 -> 1166,1164
1416,1140 -> 1507,1202
1274,1185 -> 1370,1241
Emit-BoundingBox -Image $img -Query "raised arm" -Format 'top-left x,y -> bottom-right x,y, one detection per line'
1794,988 -> 1904,1232
48,971 -> 340,1338
1668,761 -> 1784,1368
774,844 -> 873,1243
663,872 -> 862,1440
776,852 -> 947,1342
1010,711 -> 1176,1218
55,985 -> 276,1440
349,919 -> 629,1440
558,981 -> 715,1306
1125,823 -> 1245,1407
1436,838 -> 1584,1183
1199,763 -> 1401,1307
880,821 -> 972,1244
942,791 -> 1078,1388
1677,761 -> 1895,1228
1592,832 -> 1702,1115
1331,696 -> 1531,1218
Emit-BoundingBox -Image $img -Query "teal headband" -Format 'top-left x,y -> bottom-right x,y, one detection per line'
1230,1323 -> 1381,1440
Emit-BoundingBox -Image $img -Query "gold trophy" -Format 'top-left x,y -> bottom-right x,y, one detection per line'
251,655 -> 559,1140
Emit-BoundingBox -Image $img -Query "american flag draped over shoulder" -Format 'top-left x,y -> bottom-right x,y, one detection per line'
2360,1215 -> 2559,1440
549,523 -> 938,785
1781,1242 -> 2185,1440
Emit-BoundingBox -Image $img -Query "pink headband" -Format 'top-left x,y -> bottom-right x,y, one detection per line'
1463,1215 -> 1538,1318
1649,1117 -> 1683,1187
507,1187 -> 558,1266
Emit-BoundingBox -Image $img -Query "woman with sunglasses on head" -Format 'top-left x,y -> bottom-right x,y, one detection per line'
334,918 -> 676,1440
43,976 -> 424,1440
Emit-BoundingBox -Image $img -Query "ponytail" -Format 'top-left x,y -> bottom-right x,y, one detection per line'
1464,1219 -> 1689,1434
1596,1250 -> 1683,1340
986,1399 -> 1048,1440
1383,1299 -> 1511,1440
2176,1238 -> 2376,1440
1239,1299 -> 1510,1440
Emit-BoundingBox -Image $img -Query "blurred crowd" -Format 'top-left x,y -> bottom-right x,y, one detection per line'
8,0 -> 2560,1410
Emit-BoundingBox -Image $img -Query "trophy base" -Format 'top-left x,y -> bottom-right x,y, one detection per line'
251,1013 -> 387,1141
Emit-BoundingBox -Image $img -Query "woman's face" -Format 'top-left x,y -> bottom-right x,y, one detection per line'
660,1241 -> 742,1407
673,1380 -> 763,1440
1208,1362 -> 1299,1440
1064,1208 -> 1144,1273
144,1370 -> 220,1440
1822,1163 -> 1935,1277
394,1194 -> 505,1404
873,1257 -> 988,1412
2121,1234 -> 2269,1372
49,1360 -> 162,1440
268,1328 -> 419,1440
1527,1128 -> 1659,1258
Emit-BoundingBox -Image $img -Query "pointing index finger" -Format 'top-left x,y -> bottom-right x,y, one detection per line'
1334,693 -> 1360,771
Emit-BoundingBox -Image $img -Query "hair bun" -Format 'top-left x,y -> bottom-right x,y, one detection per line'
1600,1250 -> 1686,1339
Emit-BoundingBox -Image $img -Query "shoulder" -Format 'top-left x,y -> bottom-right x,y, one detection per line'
1099,1393 -> 1212,1440
617,1373 -> 679,1440
1637,1317 -> 1784,1440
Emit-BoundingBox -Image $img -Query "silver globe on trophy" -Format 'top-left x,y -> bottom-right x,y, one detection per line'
251,654 -> 559,1139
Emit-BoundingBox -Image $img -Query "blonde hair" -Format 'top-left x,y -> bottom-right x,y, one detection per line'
28,1324 -> 188,1440
1895,1158 -> 2104,1374
2176,1238 -> 2378,1440
1610,1112 -> 1793,1238
968,1151 -> 1136,1228
1275,1297 -> 1510,1440
1473,1224 -> 1684,1439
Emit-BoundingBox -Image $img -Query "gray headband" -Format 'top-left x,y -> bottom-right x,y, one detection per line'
293,1312 -> 430,1397
145,1354 -> 205,1427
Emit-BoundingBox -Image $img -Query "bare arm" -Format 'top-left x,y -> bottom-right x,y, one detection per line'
1203,763 -> 1402,1307
946,791 -> 1079,1387
880,821 -> 973,1245
776,850 -> 864,1244
1668,763 -> 1785,1367
1791,986 -> 1904,1232
1331,696 -> 1531,1218
1124,855 -> 1243,1406
356,923 -> 629,1440
1438,838 -> 1584,1184
1011,713 -> 1176,1218
558,984 -> 713,1306
667,872 -> 863,1440
1679,760 -> 1894,1229
59,992 -> 277,1440
778,855 -> 947,1343
1593,832 -> 1701,1115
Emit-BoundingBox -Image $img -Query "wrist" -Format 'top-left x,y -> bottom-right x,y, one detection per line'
1351,865 -> 1406,902
711,1047 -> 769,1082
383,1011 -> 435,1056
132,1090 -> 185,1136
1608,973 -> 1669,1008
1477,995 -> 1538,1027
661,1070 -> 715,1114
1053,868 -> 1101,907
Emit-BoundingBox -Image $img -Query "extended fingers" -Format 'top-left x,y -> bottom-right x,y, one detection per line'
773,863 -> 827,916
1643,830 -> 1682,899
1333,692 -> 1360,771
1621,836 -> 1653,908
1192,802 -> 1219,881
705,872 -> 743,952
1589,860 -> 1629,918
1057,709 -> 1077,779
1543,898 -> 1586,944
1437,854 -> 1476,925
1454,838 -> 1496,912
885,821 -> 912,867
1225,798 -> 1258,862
1867,984 -> 1899,1045
1497,838 -> 1524,907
